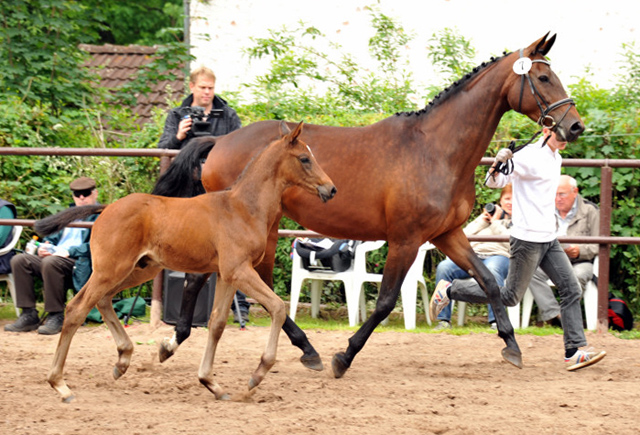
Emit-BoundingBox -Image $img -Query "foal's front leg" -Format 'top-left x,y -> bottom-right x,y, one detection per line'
198,280 -> 235,400
96,294 -> 134,379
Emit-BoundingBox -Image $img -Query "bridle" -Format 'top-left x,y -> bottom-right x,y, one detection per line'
487,49 -> 576,181
515,48 -> 575,131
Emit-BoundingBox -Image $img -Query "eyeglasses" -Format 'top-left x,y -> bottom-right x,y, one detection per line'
72,188 -> 94,198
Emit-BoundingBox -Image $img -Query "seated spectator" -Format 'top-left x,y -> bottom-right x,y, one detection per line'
527,175 -> 599,327
434,184 -> 513,330
5,177 -> 100,335
0,198 -> 17,274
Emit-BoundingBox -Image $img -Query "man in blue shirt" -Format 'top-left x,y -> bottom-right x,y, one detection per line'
5,177 -> 99,335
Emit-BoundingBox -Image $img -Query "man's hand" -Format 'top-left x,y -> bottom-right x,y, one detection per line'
176,117 -> 193,141
495,148 -> 513,163
564,244 -> 580,259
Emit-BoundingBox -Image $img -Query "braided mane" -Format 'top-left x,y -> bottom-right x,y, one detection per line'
396,51 -> 511,117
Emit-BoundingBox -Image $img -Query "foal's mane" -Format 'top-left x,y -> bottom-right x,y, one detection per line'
397,51 -> 511,118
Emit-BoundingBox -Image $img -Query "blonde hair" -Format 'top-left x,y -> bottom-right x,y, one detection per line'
189,66 -> 216,84
499,183 -> 513,200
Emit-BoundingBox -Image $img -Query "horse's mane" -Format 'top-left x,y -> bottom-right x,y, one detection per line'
397,51 -> 511,118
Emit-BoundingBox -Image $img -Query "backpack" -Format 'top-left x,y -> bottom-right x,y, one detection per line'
608,293 -> 634,331
294,238 -> 359,272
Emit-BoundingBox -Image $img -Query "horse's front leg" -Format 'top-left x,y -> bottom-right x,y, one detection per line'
159,272 -> 210,363
198,279 -> 235,400
231,266 -> 287,391
258,224 -> 323,371
331,244 -> 416,378
434,230 -> 522,368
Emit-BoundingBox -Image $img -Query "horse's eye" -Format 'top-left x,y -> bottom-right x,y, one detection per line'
538,75 -> 549,83
299,156 -> 311,165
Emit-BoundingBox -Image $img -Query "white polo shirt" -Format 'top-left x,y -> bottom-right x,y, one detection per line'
486,138 -> 561,243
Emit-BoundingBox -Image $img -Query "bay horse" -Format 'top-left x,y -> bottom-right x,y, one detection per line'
158,33 -> 584,378
35,121 -> 336,402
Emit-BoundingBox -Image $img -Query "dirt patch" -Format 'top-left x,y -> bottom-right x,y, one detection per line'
0,319 -> 637,434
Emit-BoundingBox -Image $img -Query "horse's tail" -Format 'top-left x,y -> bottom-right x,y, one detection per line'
151,136 -> 217,198
35,204 -> 107,236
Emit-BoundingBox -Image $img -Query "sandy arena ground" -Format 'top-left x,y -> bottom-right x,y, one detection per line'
1,319 -> 638,435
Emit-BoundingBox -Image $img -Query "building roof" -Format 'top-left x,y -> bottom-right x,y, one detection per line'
79,44 -> 185,124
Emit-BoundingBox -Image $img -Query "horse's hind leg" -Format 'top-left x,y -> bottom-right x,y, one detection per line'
96,294 -> 134,379
198,280 -> 235,400
159,272 -> 211,363
48,282 -> 108,402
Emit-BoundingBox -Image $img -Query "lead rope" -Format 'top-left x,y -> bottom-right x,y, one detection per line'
485,129 -> 550,184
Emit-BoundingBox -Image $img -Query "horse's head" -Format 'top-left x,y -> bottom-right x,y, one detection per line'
279,121 -> 337,203
506,33 -> 584,142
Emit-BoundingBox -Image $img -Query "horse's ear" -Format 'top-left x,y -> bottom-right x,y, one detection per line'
290,121 -> 304,143
530,32 -> 556,56
280,120 -> 291,137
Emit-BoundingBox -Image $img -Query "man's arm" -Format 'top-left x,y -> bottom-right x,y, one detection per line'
158,109 -> 185,149
578,202 -> 600,262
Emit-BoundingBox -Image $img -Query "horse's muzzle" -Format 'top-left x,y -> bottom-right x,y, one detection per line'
556,120 -> 585,143
318,185 -> 337,203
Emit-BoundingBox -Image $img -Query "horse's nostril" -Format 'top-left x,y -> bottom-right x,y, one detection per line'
330,186 -> 337,198
570,121 -> 585,134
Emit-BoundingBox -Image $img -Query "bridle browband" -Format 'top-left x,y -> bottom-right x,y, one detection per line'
516,48 -> 574,130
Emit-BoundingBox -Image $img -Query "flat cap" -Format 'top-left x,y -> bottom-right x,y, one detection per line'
69,177 -> 96,191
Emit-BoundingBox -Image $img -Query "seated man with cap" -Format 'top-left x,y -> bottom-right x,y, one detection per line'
5,177 -> 100,335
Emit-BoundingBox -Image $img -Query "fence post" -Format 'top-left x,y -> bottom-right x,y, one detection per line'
597,165 -> 612,333
150,155 -> 172,327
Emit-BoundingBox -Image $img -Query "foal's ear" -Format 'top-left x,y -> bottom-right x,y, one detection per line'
279,120 -> 291,137
530,32 -> 556,57
290,121 -> 304,143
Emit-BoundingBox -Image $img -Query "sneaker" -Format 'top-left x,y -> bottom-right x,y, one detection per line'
433,320 -> 451,330
429,280 -> 451,321
565,347 -> 606,371
490,322 -> 497,330
4,309 -> 40,332
37,312 -> 64,335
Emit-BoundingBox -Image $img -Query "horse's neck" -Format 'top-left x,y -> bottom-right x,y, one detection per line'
425,61 -> 513,163
229,143 -> 287,222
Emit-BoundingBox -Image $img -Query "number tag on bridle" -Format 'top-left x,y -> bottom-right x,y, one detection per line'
513,57 -> 532,75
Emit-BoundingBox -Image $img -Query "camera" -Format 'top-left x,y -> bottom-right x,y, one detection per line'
484,203 -> 506,219
180,106 -> 212,137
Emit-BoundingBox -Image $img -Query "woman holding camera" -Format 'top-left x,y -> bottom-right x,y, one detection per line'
432,183 -> 513,330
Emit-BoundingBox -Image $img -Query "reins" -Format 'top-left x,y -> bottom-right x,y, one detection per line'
486,48 -> 574,184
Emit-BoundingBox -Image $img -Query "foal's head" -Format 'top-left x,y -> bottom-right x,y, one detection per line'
278,121 -> 336,203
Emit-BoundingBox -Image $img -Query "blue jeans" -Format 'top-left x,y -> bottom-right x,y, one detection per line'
450,237 -> 587,350
435,255 -> 509,324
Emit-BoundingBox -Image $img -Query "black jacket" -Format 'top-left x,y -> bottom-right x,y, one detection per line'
158,94 -> 242,149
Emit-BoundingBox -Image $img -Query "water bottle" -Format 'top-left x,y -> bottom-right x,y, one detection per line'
25,236 -> 39,255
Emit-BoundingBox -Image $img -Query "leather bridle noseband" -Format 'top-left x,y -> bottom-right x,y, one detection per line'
516,48 -> 575,131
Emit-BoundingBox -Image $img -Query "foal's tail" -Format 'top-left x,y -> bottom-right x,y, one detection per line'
151,136 -> 217,198
35,204 -> 107,236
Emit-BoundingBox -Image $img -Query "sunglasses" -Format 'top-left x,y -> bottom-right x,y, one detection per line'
72,188 -> 94,198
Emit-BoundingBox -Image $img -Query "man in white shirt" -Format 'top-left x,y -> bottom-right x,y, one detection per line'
430,128 -> 606,371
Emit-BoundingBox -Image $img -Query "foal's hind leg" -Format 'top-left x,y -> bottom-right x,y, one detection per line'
198,280 -> 236,400
48,283 -> 109,402
159,272 -> 211,363
96,294 -> 134,380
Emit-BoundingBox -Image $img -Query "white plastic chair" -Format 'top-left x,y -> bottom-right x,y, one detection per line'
0,225 -> 23,317
521,256 -> 598,330
289,240 -> 430,329
455,297 -> 521,329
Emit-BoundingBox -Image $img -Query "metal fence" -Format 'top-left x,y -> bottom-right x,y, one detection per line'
2,147 -> 639,331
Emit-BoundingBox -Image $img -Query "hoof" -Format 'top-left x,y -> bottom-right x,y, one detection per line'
62,395 -> 75,404
113,366 -> 125,380
300,354 -> 324,372
331,352 -> 350,379
219,393 -> 231,401
158,344 -> 174,363
248,376 -> 261,390
501,347 -> 523,369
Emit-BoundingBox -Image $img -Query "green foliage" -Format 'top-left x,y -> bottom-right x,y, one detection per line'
0,0 -> 99,114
